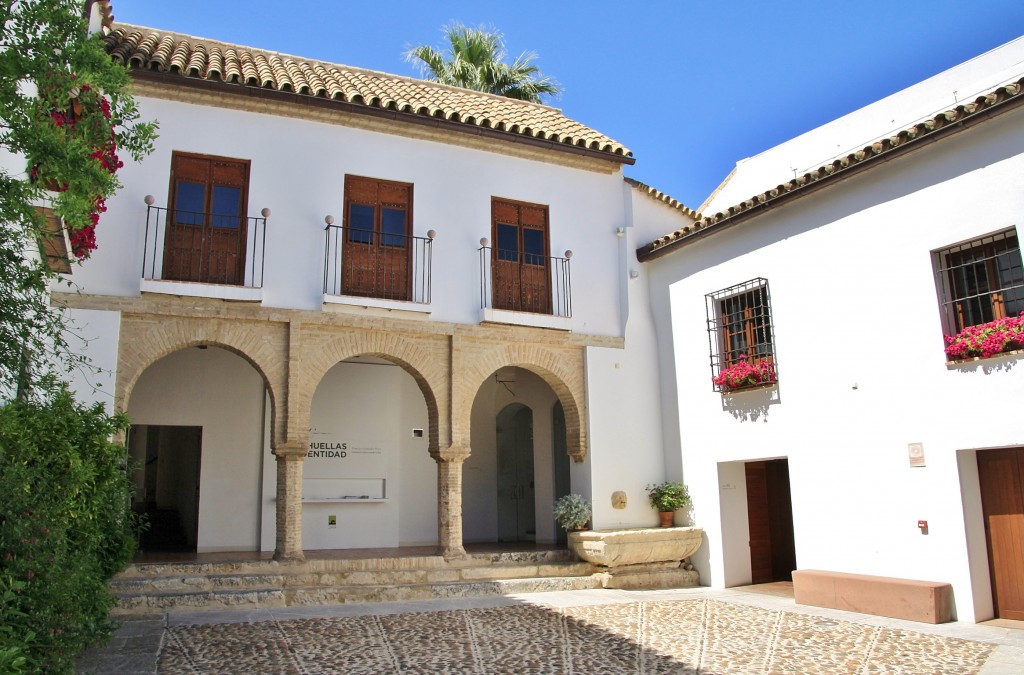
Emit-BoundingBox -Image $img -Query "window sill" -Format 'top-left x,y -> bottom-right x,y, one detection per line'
322,294 -> 432,316
945,348 -> 1024,368
480,308 -> 571,331
140,278 -> 263,302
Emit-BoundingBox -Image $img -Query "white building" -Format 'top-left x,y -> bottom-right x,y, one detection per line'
637,38 -> 1024,622
45,4 -> 682,564
35,2 -> 1024,624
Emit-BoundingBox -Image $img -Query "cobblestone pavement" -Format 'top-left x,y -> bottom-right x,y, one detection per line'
76,587 -> 1024,674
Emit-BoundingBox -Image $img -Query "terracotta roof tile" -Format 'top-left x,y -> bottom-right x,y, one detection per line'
624,178 -> 699,219
638,77 -> 1024,261
106,24 -> 632,161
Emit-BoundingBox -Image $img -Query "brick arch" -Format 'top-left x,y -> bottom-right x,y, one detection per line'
457,342 -> 587,462
116,315 -> 288,445
295,329 -> 448,455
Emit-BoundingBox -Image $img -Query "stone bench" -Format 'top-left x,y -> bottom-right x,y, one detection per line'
792,569 -> 953,624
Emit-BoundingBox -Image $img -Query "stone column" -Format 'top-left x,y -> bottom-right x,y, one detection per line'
434,446 -> 469,559
273,440 -> 307,562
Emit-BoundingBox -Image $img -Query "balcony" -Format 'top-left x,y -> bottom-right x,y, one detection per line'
322,217 -> 434,311
141,197 -> 268,301
478,240 -> 572,330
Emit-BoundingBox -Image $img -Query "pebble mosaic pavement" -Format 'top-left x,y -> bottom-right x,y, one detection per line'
156,598 -> 995,674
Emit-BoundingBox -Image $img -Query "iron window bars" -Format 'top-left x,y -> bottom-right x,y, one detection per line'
934,228 -> 1024,335
706,278 -> 777,392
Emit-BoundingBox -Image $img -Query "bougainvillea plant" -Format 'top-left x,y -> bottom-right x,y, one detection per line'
712,355 -> 777,392
31,83 -> 123,257
0,0 -> 156,395
944,312 -> 1024,360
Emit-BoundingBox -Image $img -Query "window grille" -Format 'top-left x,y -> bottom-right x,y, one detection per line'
706,278 -> 777,392
934,228 -> 1024,334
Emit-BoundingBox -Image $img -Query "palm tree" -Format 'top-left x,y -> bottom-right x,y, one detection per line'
405,23 -> 562,104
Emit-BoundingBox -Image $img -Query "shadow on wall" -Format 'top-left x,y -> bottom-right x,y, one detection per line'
721,385 -> 780,422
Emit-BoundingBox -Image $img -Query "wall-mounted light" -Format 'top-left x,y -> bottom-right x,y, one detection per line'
616,227 -> 625,237
629,270 -> 640,279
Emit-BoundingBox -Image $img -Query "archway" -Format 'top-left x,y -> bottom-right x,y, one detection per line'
303,355 -> 436,549
466,367 -> 571,544
126,345 -> 270,553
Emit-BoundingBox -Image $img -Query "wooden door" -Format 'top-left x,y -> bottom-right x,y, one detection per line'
497,403 -> 536,542
341,176 -> 411,300
165,153 -> 249,285
977,448 -> 1024,620
746,459 -> 796,584
492,198 -> 551,314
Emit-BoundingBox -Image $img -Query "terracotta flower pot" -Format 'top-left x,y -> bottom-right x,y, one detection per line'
658,511 -> 675,528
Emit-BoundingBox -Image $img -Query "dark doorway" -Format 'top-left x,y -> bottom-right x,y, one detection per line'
496,403 -> 536,542
745,458 -> 796,584
977,448 -> 1024,620
130,425 -> 203,553
552,401 -> 571,545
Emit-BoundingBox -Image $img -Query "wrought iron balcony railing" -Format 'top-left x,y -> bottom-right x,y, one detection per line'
322,218 -> 434,304
142,198 -> 268,288
478,240 -> 572,318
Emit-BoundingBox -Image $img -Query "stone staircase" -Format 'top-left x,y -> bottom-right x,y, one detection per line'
110,549 -> 602,616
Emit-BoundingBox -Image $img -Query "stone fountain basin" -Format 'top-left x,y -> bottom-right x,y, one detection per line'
569,526 -> 703,568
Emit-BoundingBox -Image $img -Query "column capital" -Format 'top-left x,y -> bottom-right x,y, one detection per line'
273,440 -> 307,460
432,444 -> 470,463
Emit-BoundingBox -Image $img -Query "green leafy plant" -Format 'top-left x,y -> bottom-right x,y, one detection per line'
0,389 -> 139,673
0,0 -> 157,397
553,493 -> 592,531
647,481 -> 691,513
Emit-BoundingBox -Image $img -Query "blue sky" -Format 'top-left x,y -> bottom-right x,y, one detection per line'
114,0 -> 1024,209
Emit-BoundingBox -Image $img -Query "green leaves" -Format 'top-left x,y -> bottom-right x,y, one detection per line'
0,0 -> 156,397
0,390 -> 138,673
405,23 -> 562,104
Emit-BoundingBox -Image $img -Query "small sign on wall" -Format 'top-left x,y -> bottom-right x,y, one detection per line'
908,442 -> 925,467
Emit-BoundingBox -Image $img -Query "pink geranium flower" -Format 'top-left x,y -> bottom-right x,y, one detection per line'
713,354 -> 777,392
944,313 -> 1024,360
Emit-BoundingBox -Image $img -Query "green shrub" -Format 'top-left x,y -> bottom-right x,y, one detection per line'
553,493 -> 592,530
646,481 -> 691,512
0,390 -> 138,673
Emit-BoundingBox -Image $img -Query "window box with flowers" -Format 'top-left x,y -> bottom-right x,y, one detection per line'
712,355 -> 777,392
934,229 -> 1023,363
706,278 -> 779,393
944,312 -> 1024,362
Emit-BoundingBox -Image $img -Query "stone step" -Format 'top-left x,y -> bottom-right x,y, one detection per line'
118,549 -> 576,580
109,561 -> 595,595
110,573 -> 604,616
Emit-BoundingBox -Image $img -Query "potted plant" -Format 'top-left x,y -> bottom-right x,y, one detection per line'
553,493 -> 592,531
647,481 -> 690,528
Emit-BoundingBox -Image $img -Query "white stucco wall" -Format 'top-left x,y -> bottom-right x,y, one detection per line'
583,184 -> 697,529
649,106 -> 1024,622
68,95 -> 629,338
265,359 -> 434,551
127,346 -> 266,552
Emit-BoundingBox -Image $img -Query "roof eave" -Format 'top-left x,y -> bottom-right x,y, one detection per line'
129,69 -> 636,167
637,84 -> 1024,263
